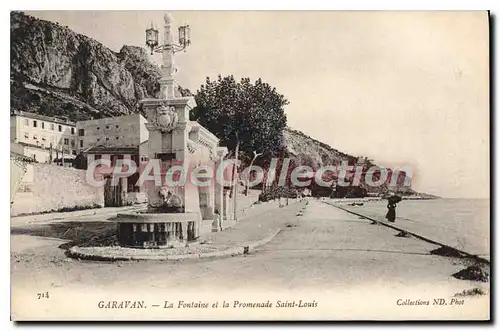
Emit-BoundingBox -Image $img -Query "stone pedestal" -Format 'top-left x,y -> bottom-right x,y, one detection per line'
113,212 -> 200,248
141,97 -> 199,214
108,12 -> 229,251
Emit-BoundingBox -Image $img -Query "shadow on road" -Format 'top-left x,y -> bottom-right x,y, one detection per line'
11,221 -> 116,249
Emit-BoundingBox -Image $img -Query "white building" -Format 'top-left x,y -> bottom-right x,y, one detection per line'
76,114 -> 149,206
10,110 -> 77,163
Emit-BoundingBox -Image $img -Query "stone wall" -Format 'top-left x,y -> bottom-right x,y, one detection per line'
11,163 -> 104,216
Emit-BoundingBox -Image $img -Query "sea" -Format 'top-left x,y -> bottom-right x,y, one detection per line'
337,198 -> 490,260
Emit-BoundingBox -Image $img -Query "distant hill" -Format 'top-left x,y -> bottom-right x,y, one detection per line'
10,11 -> 434,198
283,127 -> 358,167
283,127 -> 426,197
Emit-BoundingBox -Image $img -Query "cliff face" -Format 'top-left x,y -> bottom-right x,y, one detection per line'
10,11 -> 169,120
283,127 -> 422,196
283,127 -> 358,168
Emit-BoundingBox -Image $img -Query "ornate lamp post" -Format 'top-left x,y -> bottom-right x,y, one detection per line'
145,13 -> 191,100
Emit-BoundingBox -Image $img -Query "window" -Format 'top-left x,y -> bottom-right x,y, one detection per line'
116,136 -> 119,140
71,128 -> 75,134
79,140 -> 83,148
97,126 -> 100,130
24,119 -> 28,126
70,140 -> 75,147
78,129 -> 85,136
105,137 -> 109,141
72,150 -> 77,156
41,136 -> 46,141
64,138 -> 69,145
51,123 -> 55,130
116,125 -> 119,128
33,135 -> 38,140
58,125 -> 62,132
97,138 -> 100,142
105,125 -> 110,130
33,120 -> 37,128
94,155 -> 102,161
32,154 -> 36,161
41,122 -> 45,129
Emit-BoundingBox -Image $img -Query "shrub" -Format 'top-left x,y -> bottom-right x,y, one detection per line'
258,186 -> 298,202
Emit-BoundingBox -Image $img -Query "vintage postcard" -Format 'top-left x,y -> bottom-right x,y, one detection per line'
10,10 -> 490,321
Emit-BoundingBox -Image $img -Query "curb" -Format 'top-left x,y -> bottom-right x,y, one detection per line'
327,201 -> 490,265
67,229 -> 282,262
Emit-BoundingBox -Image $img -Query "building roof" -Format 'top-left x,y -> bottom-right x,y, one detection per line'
76,113 -> 146,125
189,121 -> 220,144
83,145 -> 139,155
11,110 -> 76,126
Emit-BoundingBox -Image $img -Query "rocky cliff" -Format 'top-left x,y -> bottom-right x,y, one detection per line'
283,127 -> 358,168
283,127 -> 418,196
10,11 -> 191,121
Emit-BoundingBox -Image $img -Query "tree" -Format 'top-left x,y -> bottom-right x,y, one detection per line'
191,75 -> 289,159
191,75 -> 289,221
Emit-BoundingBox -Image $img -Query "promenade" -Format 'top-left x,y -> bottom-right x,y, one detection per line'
11,199 -> 489,320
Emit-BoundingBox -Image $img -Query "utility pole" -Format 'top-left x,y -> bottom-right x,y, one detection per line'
231,140 -> 239,222
48,142 -> 53,164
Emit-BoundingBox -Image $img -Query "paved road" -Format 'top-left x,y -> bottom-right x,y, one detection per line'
11,200 -> 489,320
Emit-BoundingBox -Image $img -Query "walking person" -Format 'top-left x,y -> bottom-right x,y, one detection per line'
385,202 -> 396,223
385,195 -> 402,223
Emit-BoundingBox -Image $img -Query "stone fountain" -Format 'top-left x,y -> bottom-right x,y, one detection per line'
111,12 -> 229,249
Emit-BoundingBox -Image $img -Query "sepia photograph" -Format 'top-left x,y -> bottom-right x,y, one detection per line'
9,9 -> 490,321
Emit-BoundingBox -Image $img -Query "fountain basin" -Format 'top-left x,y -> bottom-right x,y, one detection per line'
110,212 -> 201,249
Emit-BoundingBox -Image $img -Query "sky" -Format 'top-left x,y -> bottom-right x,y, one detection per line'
25,10 -> 490,198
